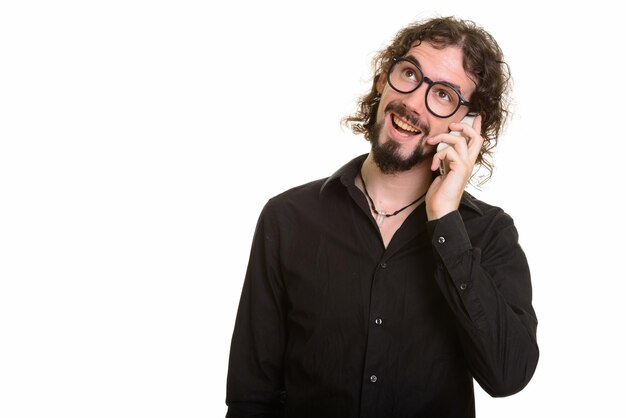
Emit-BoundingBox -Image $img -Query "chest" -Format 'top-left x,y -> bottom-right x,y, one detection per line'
375,209 -> 414,248
279,212 -> 440,324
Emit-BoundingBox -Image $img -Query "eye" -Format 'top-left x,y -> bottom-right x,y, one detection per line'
434,89 -> 451,102
402,68 -> 417,81
430,85 -> 459,105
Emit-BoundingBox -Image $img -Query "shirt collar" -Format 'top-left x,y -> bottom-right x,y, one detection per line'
320,154 -> 483,215
320,154 -> 367,194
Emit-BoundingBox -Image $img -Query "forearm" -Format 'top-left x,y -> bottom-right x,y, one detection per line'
226,300 -> 285,417
226,202 -> 286,416
428,210 -> 539,396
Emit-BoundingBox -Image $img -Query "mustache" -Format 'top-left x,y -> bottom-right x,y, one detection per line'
383,101 -> 430,136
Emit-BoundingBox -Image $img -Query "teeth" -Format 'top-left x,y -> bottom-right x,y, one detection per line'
393,115 -> 419,133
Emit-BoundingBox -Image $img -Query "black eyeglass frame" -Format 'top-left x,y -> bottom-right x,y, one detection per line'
386,56 -> 476,119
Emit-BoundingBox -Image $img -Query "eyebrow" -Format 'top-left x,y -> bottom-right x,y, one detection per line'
403,54 -> 463,92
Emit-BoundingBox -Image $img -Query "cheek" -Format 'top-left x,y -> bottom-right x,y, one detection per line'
376,73 -> 387,94
429,120 -> 451,136
374,101 -> 387,126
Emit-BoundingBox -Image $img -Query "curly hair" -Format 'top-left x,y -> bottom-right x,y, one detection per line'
343,16 -> 512,184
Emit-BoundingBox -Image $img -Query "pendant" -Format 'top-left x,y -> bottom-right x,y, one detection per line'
376,211 -> 388,227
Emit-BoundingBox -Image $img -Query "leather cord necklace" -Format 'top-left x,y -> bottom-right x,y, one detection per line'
358,169 -> 427,227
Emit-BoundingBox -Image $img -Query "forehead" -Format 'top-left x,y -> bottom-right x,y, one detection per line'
406,42 -> 476,98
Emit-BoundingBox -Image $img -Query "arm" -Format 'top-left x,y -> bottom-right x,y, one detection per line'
226,202 -> 286,417
427,209 -> 539,396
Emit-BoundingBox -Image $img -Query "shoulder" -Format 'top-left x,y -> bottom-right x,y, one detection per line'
266,178 -> 328,208
256,177 -> 331,227
262,154 -> 365,215
461,192 -> 512,222
460,192 -> 521,247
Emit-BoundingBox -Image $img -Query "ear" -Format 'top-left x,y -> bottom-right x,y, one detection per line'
375,73 -> 386,95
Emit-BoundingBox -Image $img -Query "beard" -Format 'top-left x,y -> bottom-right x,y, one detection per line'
370,101 -> 434,174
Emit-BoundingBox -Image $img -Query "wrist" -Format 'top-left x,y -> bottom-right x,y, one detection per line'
427,206 -> 456,221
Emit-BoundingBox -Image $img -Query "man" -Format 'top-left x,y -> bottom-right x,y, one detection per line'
226,16 -> 539,418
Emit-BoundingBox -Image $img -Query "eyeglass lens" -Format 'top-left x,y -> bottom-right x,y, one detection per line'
389,60 -> 461,118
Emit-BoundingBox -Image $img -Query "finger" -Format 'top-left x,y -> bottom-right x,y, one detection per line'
472,114 -> 482,131
431,148 -> 443,171
450,113 -> 481,134
427,132 -> 468,148
466,134 -> 484,163
427,134 -> 468,167
439,131 -> 471,160
466,115 -> 484,160
431,144 -> 462,172
448,117 -> 483,162
467,137 -> 484,163
447,122 -> 471,137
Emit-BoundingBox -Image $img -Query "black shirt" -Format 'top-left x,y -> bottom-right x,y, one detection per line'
226,155 -> 539,418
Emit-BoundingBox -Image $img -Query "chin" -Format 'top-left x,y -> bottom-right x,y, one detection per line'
371,135 -> 431,174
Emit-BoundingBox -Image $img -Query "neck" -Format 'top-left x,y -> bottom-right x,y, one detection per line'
359,153 -> 432,210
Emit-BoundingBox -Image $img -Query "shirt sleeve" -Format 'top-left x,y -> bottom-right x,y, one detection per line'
226,201 -> 286,418
426,209 -> 539,397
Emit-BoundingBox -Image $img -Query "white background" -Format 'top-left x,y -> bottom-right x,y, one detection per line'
1,0 -> 624,417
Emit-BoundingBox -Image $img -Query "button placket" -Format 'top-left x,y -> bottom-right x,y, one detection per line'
361,255 -> 388,407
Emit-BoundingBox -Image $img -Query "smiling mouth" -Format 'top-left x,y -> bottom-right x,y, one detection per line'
392,114 -> 421,136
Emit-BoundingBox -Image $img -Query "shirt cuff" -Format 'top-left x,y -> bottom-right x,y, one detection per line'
426,210 -> 472,262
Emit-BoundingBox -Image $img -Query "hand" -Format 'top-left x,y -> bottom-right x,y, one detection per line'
425,115 -> 484,220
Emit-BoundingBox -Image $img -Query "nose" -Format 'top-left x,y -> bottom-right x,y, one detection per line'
400,81 -> 429,117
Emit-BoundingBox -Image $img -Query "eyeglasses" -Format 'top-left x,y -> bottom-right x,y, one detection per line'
387,56 -> 473,118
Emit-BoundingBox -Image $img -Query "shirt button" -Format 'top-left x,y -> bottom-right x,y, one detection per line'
438,236 -> 446,244
380,262 -> 387,269
370,375 -> 378,383
374,318 -> 383,325
460,283 -> 468,290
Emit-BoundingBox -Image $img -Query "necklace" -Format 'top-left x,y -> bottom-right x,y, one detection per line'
358,168 -> 427,227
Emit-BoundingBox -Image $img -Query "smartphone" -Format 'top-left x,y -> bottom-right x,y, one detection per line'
436,115 -> 476,175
